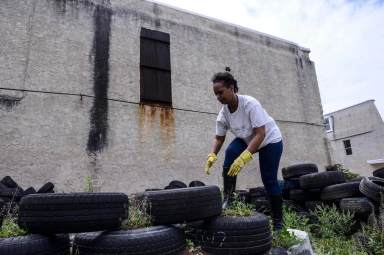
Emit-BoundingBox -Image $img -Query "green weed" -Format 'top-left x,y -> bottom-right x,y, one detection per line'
121,195 -> 152,229
0,216 -> 27,238
222,193 -> 254,217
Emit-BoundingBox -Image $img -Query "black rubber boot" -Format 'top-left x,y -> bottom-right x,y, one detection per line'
269,194 -> 284,231
222,167 -> 237,209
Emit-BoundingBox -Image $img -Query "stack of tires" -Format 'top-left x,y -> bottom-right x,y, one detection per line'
0,176 -> 55,225
281,163 -> 384,223
187,213 -> 272,255
248,187 -> 271,215
143,185 -> 272,255
2,186 -> 229,254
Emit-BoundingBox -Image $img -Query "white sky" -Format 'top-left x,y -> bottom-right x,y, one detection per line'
152,0 -> 384,118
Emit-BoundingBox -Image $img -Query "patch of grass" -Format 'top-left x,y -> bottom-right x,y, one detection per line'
0,216 -> 27,238
355,225 -> 384,255
313,236 -> 367,255
83,176 -> 93,192
222,193 -> 254,217
272,227 -> 302,249
283,205 -> 312,233
121,195 -> 152,229
311,204 -> 355,238
354,194 -> 384,255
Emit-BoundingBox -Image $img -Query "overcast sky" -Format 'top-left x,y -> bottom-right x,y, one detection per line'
152,0 -> 384,118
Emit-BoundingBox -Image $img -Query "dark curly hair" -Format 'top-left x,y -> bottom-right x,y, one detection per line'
211,71 -> 239,93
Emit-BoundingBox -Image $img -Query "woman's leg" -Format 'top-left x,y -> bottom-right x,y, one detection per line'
222,138 -> 248,208
258,140 -> 284,230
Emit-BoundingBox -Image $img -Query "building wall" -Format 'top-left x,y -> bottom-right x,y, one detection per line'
0,0 -> 328,193
325,100 -> 384,176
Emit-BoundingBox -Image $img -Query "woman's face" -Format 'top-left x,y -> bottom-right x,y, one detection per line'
213,81 -> 235,105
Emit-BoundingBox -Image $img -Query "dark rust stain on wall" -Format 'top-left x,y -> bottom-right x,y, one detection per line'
138,104 -> 175,159
87,4 -> 112,155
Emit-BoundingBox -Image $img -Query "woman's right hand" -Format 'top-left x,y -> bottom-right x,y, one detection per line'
204,153 -> 217,175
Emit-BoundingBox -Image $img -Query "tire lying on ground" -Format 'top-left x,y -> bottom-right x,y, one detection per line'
0,183 -> 24,202
251,197 -> 270,215
304,200 -> 329,211
0,176 -> 22,190
359,177 -> 384,202
187,213 -> 272,255
300,171 -> 345,190
235,190 -> 250,203
339,197 -> 374,216
142,186 -> 222,225
164,180 -> 187,190
320,181 -> 362,201
18,193 -> 128,233
0,234 -> 70,255
249,187 -> 267,198
289,189 -> 321,201
73,226 -> 186,255
373,167 -> 384,178
37,182 -> 55,193
189,180 -> 205,187
282,163 -> 318,180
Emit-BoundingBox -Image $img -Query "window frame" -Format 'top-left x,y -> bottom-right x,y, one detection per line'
324,116 -> 333,133
343,139 -> 352,155
139,27 -> 172,106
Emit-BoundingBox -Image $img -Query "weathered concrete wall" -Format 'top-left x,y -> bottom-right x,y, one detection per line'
325,100 -> 384,176
0,0 -> 329,193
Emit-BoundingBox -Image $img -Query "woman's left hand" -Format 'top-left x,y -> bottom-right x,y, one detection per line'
227,150 -> 253,176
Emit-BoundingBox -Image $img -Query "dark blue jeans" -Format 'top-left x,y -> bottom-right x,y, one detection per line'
223,138 -> 283,195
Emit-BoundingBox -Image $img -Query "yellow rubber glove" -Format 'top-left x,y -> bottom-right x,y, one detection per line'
205,153 -> 217,175
227,150 -> 253,176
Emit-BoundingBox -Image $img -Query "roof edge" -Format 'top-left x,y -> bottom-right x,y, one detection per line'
146,0 -> 310,52
324,100 -> 375,116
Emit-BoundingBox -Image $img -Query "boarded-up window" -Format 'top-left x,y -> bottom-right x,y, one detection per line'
343,139 -> 352,155
140,28 -> 171,105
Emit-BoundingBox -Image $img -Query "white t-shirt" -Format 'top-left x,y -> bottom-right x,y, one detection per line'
216,95 -> 282,149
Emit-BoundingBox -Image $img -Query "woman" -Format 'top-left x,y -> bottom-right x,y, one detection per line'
205,71 -> 284,230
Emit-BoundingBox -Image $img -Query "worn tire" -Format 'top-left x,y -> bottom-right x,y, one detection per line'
300,171 -> 345,190
23,187 -> 36,196
339,197 -> 374,215
19,193 -> 128,233
0,183 -> 24,202
359,177 -> 384,202
347,177 -> 364,183
37,182 -> 55,193
73,226 -> 186,255
250,197 -> 270,215
0,234 -> 70,255
143,186 -> 222,225
235,190 -> 250,203
282,163 -> 318,180
249,187 -> 267,198
189,180 -> 205,187
0,176 -> 22,190
304,200 -> 329,211
164,180 -> 187,190
188,213 -> 272,255
373,168 -> 384,178
320,182 -> 362,201
289,189 -> 321,201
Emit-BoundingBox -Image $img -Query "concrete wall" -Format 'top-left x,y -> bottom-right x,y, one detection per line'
0,0 -> 329,193
325,100 -> 384,176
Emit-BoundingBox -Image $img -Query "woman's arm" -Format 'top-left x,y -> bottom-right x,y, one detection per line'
211,135 -> 226,154
246,126 -> 266,154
